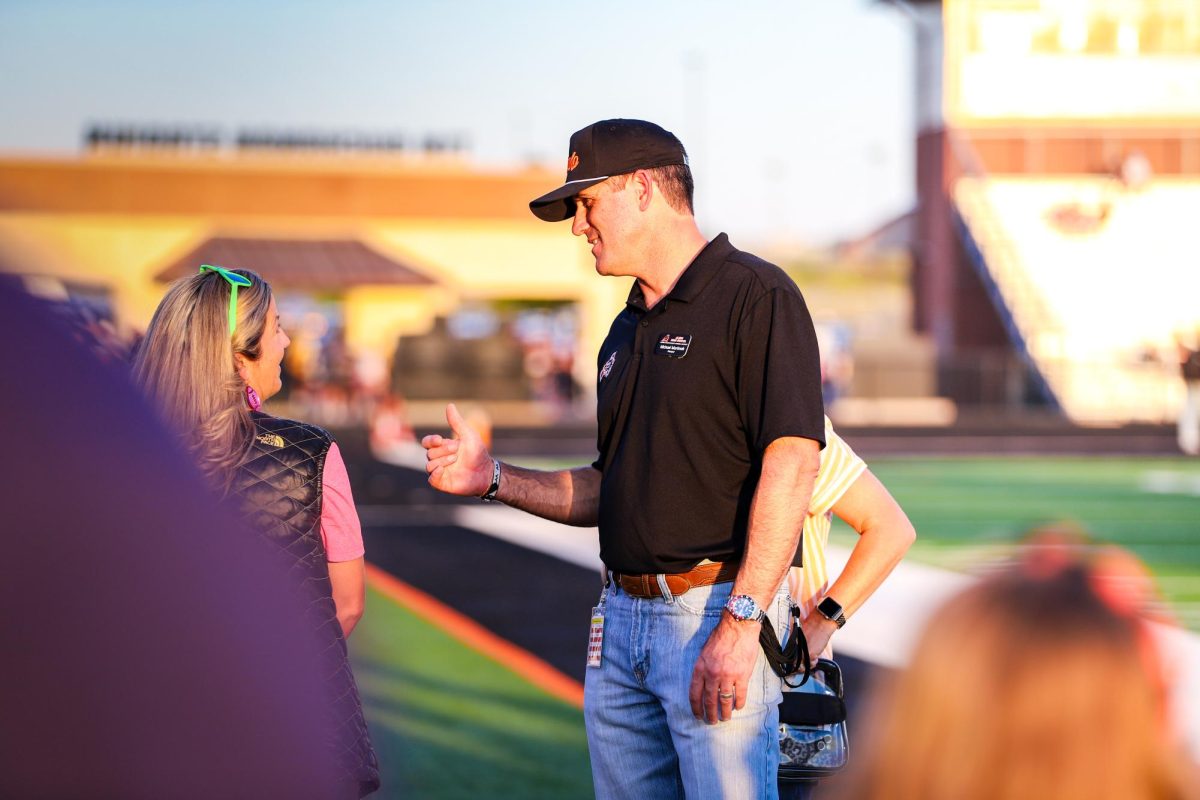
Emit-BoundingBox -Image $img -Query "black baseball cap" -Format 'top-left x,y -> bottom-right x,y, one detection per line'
529,119 -> 688,222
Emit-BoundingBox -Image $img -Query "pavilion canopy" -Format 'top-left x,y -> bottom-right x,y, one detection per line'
156,237 -> 436,289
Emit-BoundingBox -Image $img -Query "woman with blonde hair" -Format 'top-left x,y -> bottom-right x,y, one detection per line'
133,265 -> 379,798
831,538 -> 1196,800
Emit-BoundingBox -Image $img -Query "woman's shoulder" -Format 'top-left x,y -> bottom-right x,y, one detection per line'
250,412 -> 334,449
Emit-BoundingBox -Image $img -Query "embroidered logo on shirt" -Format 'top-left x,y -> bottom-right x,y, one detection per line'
655,333 -> 692,358
599,350 -> 617,382
256,432 -> 285,448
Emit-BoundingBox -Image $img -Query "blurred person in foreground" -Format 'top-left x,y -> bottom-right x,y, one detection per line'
0,277 -> 344,797
132,265 -> 380,798
425,118 -> 828,799
826,536 -> 1198,800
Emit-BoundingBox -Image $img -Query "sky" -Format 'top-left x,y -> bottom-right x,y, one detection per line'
0,0 -> 916,247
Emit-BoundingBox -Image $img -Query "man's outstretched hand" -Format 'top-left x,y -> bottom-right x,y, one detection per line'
421,403 -> 493,497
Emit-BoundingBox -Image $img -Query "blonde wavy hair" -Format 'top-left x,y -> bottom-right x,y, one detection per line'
133,268 -> 273,489
830,541 -> 1196,800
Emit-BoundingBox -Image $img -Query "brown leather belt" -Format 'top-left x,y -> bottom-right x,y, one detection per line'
614,561 -> 740,599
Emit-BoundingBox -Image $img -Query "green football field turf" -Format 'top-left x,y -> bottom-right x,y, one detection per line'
829,456 -> 1200,630
349,585 -> 594,800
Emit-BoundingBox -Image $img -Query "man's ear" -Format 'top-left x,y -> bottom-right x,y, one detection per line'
632,169 -> 655,212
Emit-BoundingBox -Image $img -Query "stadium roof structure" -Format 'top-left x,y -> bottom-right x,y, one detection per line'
835,209 -> 917,261
156,237 -> 437,290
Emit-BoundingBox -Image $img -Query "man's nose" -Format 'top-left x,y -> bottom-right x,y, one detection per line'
570,203 -> 589,237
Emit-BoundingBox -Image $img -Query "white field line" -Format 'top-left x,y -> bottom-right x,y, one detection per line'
454,505 -> 603,575
1139,470 -> 1200,496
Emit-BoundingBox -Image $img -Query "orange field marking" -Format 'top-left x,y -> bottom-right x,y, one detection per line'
364,562 -> 585,709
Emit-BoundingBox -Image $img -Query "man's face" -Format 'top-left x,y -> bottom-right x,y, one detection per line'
570,176 -> 638,277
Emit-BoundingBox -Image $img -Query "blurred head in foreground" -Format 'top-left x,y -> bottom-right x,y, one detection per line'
0,277 -> 340,797
834,536 -> 1195,800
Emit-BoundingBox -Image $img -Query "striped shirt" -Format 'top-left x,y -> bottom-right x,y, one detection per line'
787,416 -> 867,654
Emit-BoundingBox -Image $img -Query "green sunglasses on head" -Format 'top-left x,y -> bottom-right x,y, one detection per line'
199,264 -> 253,336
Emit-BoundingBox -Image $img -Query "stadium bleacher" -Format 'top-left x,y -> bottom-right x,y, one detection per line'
953,174 -> 1200,424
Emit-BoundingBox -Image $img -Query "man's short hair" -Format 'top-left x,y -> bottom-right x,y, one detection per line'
610,164 -> 694,215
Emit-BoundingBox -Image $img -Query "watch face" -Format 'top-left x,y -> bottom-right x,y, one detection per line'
726,594 -> 761,621
818,597 -> 844,620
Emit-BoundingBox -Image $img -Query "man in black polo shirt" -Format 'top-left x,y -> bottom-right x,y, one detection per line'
422,119 -> 824,800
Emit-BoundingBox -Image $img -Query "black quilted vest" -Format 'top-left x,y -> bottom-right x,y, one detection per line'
232,413 -> 380,797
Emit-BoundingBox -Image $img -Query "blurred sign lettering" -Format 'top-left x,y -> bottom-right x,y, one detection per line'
84,124 -> 467,154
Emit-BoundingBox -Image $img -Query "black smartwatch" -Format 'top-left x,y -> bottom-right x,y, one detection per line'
817,596 -> 847,628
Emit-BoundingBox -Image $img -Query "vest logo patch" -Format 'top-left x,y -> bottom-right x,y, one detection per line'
655,333 -> 692,358
599,350 -> 617,382
256,432 -> 285,448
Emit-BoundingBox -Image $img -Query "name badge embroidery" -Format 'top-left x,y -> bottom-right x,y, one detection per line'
599,350 -> 617,382
655,333 -> 692,358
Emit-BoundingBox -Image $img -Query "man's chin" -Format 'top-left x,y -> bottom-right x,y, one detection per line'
593,257 -> 621,277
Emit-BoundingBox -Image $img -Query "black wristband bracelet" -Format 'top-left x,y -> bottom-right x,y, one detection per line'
481,459 -> 501,502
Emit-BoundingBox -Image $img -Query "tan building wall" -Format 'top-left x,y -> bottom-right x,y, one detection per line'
0,152 -> 628,393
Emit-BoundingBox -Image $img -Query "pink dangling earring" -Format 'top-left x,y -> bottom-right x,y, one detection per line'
245,384 -> 262,411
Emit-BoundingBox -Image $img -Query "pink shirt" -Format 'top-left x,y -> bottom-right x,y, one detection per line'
320,442 -> 365,562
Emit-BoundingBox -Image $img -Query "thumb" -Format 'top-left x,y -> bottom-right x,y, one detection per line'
445,402 -> 472,441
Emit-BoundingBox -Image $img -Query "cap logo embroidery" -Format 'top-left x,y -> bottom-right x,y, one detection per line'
567,152 -> 580,172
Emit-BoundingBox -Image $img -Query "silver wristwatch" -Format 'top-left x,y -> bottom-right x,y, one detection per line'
724,593 -> 765,623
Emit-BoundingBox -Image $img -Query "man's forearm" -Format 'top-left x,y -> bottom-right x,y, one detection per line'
734,437 -> 821,606
494,463 -> 601,527
689,436 -> 819,722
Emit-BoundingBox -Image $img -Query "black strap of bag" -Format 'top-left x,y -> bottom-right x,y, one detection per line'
758,601 -> 813,686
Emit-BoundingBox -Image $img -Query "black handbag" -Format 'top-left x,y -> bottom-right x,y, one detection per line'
759,608 -> 850,781
778,658 -> 849,781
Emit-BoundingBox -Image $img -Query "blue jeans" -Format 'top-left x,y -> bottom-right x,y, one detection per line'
584,579 -> 790,800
